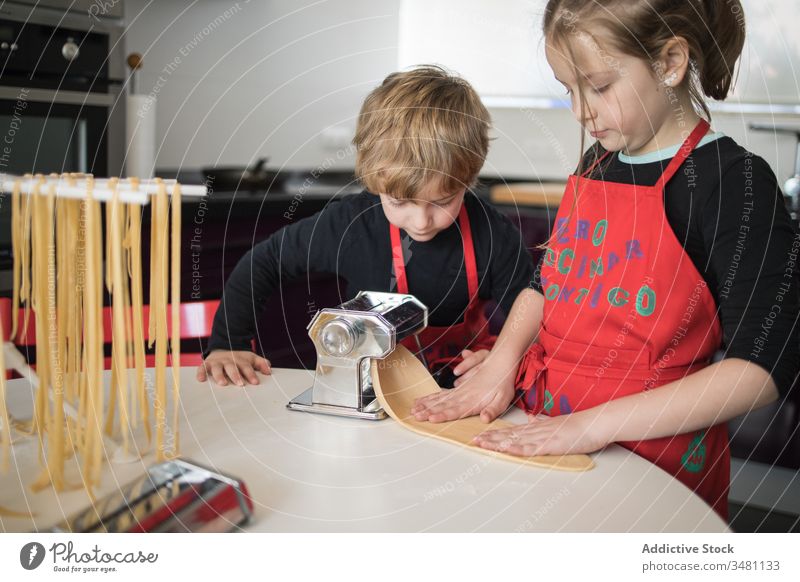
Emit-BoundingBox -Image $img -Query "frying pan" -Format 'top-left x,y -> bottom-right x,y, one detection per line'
201,157 -> 284,191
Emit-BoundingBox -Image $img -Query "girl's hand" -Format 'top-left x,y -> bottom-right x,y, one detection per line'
452,349 -> 490,387
196,350 -> 272,387
410,357 -> 516,423
471,409 -> 611,456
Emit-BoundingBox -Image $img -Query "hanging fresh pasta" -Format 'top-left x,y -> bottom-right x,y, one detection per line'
0,173 -> 205,499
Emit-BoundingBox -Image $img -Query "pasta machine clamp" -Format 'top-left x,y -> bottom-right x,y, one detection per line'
287,291 -> 428,420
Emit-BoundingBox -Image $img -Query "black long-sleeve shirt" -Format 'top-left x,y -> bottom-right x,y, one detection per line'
208,191 -> 534,353
532,135 -> 800,398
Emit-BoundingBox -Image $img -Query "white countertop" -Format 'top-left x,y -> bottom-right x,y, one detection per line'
1,367 -> 729,532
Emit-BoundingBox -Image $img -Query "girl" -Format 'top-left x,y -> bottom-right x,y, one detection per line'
411,0 -> 799,520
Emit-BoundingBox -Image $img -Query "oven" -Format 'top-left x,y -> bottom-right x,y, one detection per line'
0,0 -> 126,293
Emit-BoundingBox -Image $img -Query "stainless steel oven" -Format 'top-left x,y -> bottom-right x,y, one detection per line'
0,0 -> 126,292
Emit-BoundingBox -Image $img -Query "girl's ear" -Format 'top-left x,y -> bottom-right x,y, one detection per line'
657,37 -> 691,88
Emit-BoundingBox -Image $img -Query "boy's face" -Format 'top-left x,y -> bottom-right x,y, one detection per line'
379,182 -> 466,242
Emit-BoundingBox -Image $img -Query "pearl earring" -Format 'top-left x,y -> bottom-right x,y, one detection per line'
663,72 -> 678,87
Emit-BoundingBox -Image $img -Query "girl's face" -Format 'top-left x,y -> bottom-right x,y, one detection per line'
546,34 -> 686,156
379,183 -> 466,242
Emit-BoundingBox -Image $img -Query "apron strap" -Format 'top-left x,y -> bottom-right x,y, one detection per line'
457,204 -> 479,300
390,220 -> 408,294
389,203 -> 479,300
655,119 -> 710,190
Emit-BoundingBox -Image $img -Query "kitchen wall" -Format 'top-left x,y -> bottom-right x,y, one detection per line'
122,0 -> 399,174
123,0 -> 800,182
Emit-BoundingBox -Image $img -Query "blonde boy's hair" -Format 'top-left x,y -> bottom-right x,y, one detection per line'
353,65 -> 491,200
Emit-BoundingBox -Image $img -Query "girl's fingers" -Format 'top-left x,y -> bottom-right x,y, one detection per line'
426,390 -> 488,420
455,349 -> 490,375
196,364 -> 207,382
473,428 -> 517,443
475,424 -> 532,443
453,350 -> 477,376
412,394 -> 453,418
480,441 -> 542,457
414,392 -> 442,405
479,390 -> 510,423
411,391 -> 448,411
410,397 -> 433,413
425,409 -> 462,423
453,366 -> 480,387
413,398 -> 450,420
476,427 -> 554,455
412,398 -> 452,414
474,430 -> 543,456
425,398 -> 477,423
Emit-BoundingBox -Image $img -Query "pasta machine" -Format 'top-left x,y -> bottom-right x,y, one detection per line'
50,459 -> 254,533
287,291 -> 428,420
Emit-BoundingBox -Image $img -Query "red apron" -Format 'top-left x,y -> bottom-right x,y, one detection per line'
392,204 -> 496,377
515,120 -> 730,520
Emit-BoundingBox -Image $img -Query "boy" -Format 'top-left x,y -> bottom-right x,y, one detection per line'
198,65 -> 534,387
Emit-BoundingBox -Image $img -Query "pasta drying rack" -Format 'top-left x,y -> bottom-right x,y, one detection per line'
0,174 -> 208,202
0,174 -> 207,490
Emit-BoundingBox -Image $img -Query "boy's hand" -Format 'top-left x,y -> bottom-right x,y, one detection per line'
452,348 -> 489,387
410,357 -> 516,423
196,350 -> 272,387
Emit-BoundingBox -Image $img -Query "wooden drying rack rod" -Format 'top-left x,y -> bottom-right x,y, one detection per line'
0,174 -> 207,205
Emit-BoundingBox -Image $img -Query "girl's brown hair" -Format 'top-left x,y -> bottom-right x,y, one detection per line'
353,65 -> 491,200
539,0 -> 746,247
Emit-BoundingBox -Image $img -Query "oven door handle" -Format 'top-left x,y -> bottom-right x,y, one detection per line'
0,86 -> 116,107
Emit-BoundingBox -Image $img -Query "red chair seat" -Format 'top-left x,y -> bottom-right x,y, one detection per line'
6,299 -> 219,371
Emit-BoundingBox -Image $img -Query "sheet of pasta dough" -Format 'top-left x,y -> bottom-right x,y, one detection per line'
371,345 -> 594,472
